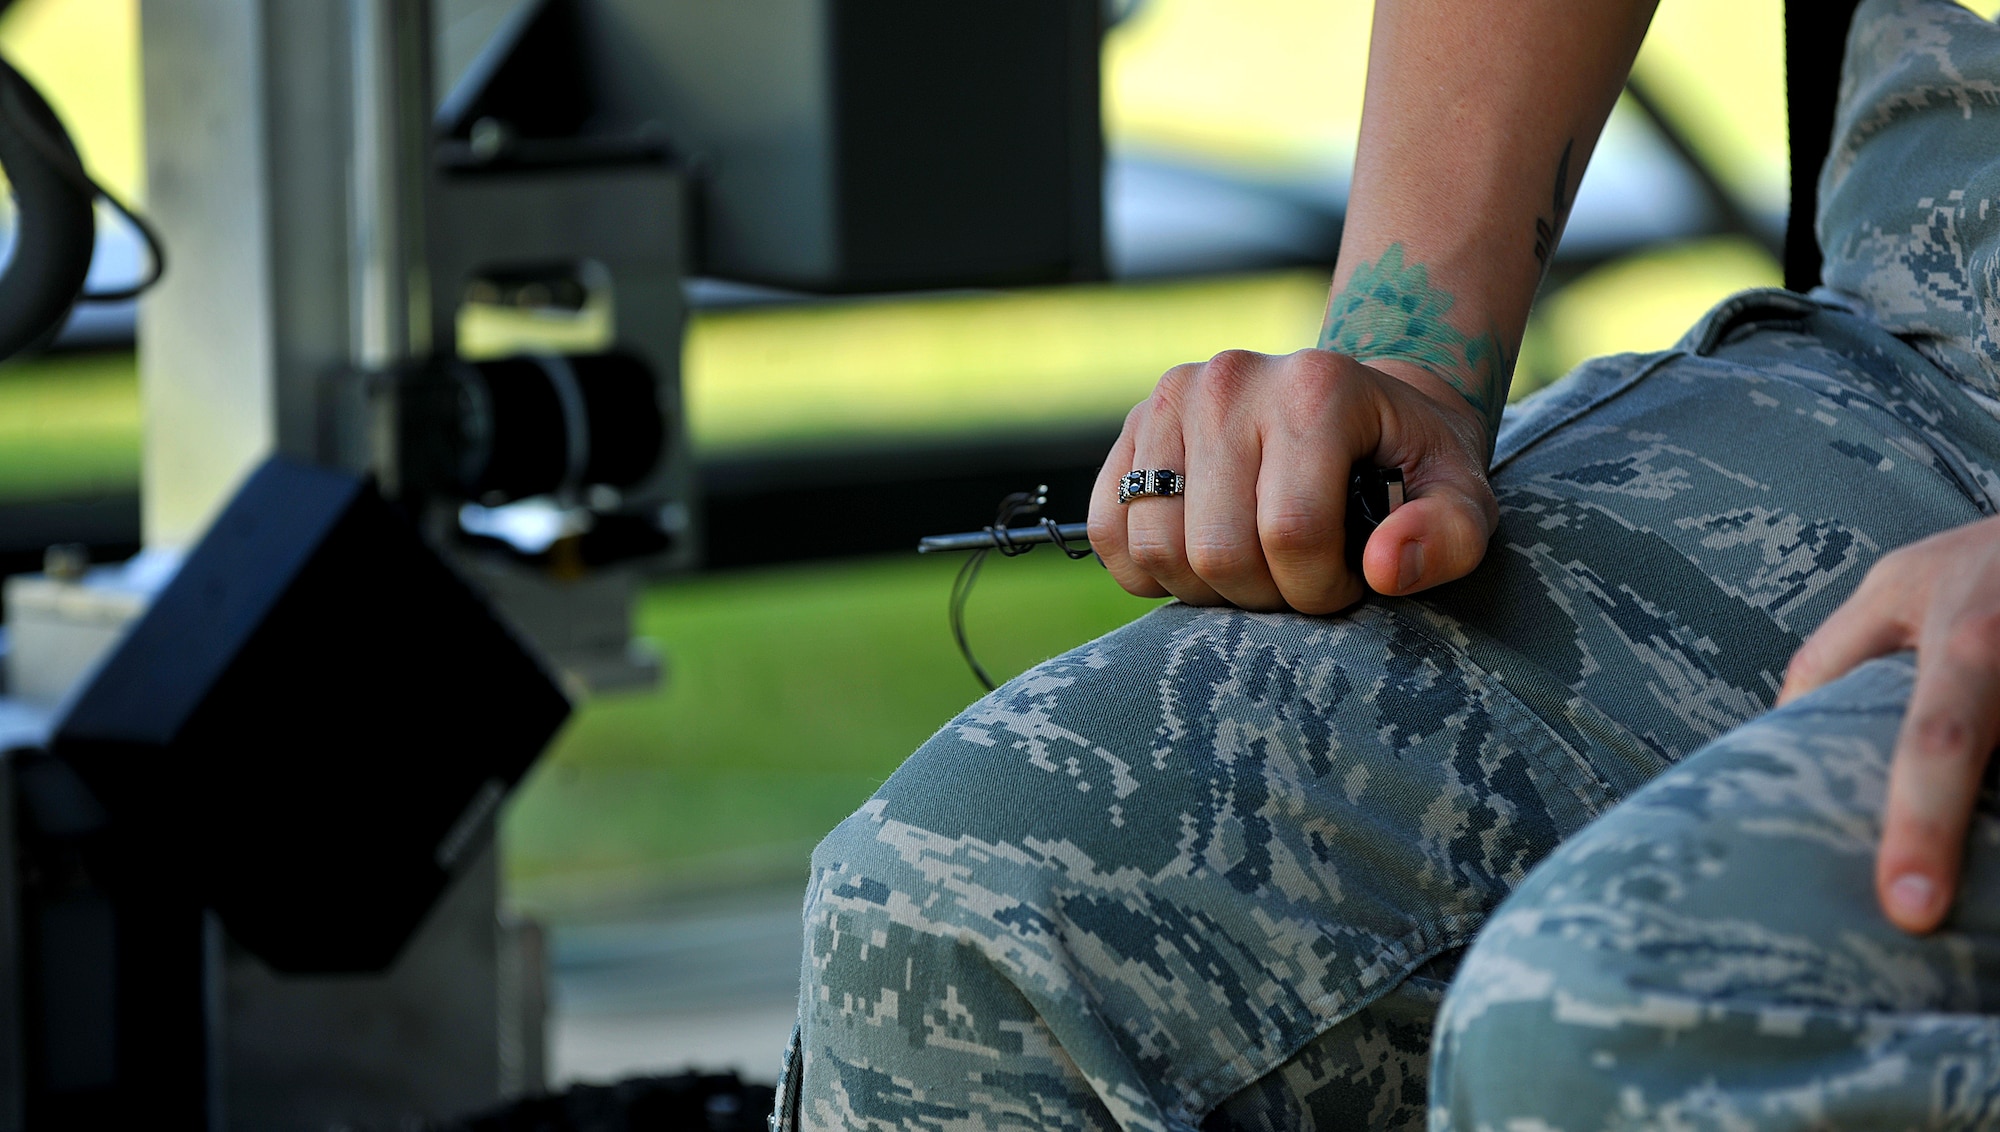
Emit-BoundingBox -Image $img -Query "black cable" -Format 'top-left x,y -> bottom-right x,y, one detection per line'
0,54 -> 165,305
949,486 -> 1061,692
942,467 -> 1400,689
1041,515 -> 1094,559
77,190 -> 164,303
950,547 -> 1001,692
0,55 -> 93,361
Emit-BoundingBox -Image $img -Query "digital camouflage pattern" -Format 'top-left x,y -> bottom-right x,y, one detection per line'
1429,654 -> 2000,1130
779,290 -> 2000,1132
1427,3 -> 2000,1126
778,1 -> 2000,1127
1820,0 -> 2000,402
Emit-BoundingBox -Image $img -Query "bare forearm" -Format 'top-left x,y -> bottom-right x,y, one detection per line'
1097,0 -> 1658,611
1322,0 -> 1657,441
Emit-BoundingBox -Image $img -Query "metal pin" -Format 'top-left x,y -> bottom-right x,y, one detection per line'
919,523 -> 1089,555
917,464 -> 1405,556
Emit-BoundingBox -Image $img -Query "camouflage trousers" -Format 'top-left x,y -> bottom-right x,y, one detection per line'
775,1 -> 2000,1122
1430,1 -> 2000,1125
774,287 -> 2000,1132
1428,651 -> 2000,1129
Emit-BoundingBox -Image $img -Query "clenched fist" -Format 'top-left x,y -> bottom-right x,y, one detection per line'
1087,348 -> 1500,615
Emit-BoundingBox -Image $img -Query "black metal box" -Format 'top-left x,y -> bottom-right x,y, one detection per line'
50,458 -> 570,973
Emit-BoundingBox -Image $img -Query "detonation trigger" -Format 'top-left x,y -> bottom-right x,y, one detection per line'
1343,463 -> 1406,575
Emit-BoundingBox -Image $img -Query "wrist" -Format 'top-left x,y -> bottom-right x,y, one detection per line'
1363,357 -> 1499,463
1319,244 -> 1516,442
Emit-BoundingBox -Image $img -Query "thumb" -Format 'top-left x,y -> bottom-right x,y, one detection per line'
1360,482 -> 1494,596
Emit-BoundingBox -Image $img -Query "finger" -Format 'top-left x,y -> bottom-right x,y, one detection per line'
1255,438 -> 1361,615
1125,397 -> 1223,606
1088,409 -> 1168,599
1252,356 -> 1371,613
1183,394 -> 1283,610
1360,479 -> 1492,596
1876,610 -> 2000,933
1779,577 -> 1913,705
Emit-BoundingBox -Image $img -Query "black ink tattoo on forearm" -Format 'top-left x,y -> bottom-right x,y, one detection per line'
1533,139 -> 1576,273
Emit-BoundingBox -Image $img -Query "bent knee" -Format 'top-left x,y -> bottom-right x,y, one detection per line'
1432,656 -> 1951,1124
1429,879 -> 1621,1124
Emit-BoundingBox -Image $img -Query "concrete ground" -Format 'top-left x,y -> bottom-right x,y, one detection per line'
546,882 -> 806,1086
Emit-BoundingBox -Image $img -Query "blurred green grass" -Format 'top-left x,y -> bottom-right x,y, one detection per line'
505,551 -> 1163,913
0,351 -> 141,502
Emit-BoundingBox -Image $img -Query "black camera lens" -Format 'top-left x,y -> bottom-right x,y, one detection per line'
453,351 -> 666,503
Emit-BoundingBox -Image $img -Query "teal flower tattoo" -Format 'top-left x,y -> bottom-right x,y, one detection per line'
1320,244 -> 1511,438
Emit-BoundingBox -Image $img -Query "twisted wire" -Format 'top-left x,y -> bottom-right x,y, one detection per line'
950,486 -> 1088,691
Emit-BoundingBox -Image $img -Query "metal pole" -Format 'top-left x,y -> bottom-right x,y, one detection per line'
348,0 -> 431,369
918,522 -> 1091,554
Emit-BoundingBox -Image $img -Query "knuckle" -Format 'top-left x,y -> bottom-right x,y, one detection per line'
1086,509 -> 1120,550
1283,354 -> 1369,428
1112,569 -> 1168,600
1907,711 -> 1977,764
1259,506 -> 1333,559
1126,529 -> 1182,576
1290,347 -> 1350,390
1200,350 -> 1264,398
1279,374 -> 1335,424
1148,365 -> 1197,415
1180,353 -> 1267,432
1205,347 -> 1262,375
1184,530 -> 1259,582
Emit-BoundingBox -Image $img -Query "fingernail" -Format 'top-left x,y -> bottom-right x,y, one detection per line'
1397,541 -> 1425,593
1889,873 -> 1936,923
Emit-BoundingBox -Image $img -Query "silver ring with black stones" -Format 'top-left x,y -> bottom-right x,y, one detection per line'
1118,468 -> 1185,504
